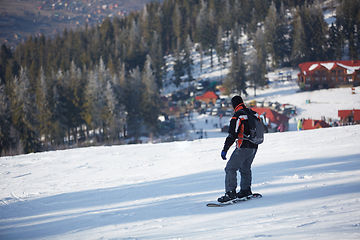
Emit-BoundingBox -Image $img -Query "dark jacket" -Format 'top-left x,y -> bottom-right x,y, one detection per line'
222,103 -> 259,152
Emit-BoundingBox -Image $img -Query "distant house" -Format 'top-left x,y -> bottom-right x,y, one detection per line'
251,107 -> 290,131
338,109 -> 360,124
298,60 -> 360,90
302,119 -> 331,130
195,91 -> 219,104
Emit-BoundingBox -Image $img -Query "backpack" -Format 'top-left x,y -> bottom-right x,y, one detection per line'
237,109 -> 264,145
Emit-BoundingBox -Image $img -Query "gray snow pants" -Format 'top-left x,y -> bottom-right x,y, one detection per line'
225,148 -> 257,192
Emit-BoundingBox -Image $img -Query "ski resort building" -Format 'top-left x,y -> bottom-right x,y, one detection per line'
298,60 -> 360,90
338,109 -> 360,124
302,119 -> 332,130
251,107 -> 290,132
195,91 -> 219,104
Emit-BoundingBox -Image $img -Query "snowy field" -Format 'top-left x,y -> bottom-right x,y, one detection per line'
1,124 -> 360,239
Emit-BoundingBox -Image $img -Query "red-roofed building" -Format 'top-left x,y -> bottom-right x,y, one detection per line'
251,107 -> 290,131
298,60 -> 360,90
338,109 -> 360,124
195,91 -> 219,104
302,119 -> 331,130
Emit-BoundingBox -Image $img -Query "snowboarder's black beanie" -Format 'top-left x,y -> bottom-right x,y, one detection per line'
231,96 -> 243,109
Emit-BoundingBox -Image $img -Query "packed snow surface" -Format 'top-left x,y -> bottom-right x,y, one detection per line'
1,123 -> 360,239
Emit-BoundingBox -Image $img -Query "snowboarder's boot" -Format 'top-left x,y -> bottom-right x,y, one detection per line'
237,187 -> 252,199
218,190 -> 237,203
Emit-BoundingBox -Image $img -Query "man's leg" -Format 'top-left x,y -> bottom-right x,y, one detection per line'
225,149 -> 241,192
239,148 -> 257,190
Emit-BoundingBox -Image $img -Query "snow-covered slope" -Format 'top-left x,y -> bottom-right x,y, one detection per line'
1,125 -> 360,239
2,2 -> 359,238
2,35 -> 360,240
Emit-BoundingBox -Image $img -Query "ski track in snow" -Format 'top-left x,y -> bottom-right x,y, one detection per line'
0,125 -> 360,239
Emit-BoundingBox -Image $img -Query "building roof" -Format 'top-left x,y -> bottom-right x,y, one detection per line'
195,91 -> 218,101
202,91 -> 218,99
338,109 -> 360,121
251,107 -> 290,126
299,60 -> 360,75
302,119 -> 331,130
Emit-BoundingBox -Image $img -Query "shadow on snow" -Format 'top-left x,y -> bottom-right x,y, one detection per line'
1,153 -> 360,239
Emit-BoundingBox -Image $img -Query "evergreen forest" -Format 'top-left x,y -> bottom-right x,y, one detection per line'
0,0 -> 359,155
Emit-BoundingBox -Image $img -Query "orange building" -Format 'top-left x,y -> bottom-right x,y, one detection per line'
338,109 -> 360,124
251,107 -> 290,131
195,91 -> 219,104
302,119 -> 331,130
298,60 -> 360,90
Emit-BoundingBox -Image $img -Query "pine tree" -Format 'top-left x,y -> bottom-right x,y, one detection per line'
308,1 -> 328,61
140,5 -> 151,45
274,2 -> 291,66
195,0 -> 217,67
126,19 -> 147,71
161,0 -> 175,53
215,26 -> 226,79
124,67 -> 143,142
183,35 -> 194,82
290,9 -> 306,66
10,67 -> 40,153
299,1 -> 327,62
62,61 -> 85,145
48,70 -> 67,146
173,3 -> 183,47
173,43 -> 185,87
222,0 -> 232,34
35,67 -> 51,150
0,85 -> 13,155
149,31 -> 165,89
224,44 -> 247,96
103,78 -> 117,141
141,55 -> 161,136
229,23 -> 241,54
336,0 -> 360,59
251,28 -> 268,96
0,44 -> 13,85
264,2 -> 278,68
85,58 -> 115,142
327,23 -> 343,60
110,63 -> 127,141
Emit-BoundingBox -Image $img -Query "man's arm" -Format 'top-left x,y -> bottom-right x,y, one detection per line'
222,116 -> 239,152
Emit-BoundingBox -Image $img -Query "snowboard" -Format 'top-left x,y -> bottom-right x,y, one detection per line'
206,193 -> 262,207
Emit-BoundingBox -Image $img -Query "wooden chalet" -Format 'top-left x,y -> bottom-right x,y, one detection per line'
302,119 -> 331,130
298,60 -> 360,90
195,91 -> 219,104
251,107 -> 290,131
338,109 -> 360,124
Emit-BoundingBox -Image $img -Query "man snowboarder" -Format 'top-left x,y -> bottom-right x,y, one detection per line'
218,96 -> 259,203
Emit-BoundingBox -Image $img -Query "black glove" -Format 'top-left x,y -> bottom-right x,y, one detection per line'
221,150 -> 227,160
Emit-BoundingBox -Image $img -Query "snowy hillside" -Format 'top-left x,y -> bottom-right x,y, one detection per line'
1,43 -> 360,239
1,125 -> 360,239
1,3 -> 360,238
